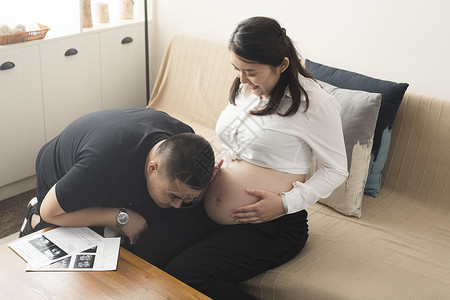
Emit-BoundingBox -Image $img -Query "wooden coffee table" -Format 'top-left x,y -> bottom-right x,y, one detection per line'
0,229 -> 210,299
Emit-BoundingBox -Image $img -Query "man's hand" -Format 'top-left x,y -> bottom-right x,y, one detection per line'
231,188 -> 285,223
119,209 -> 148,245
211,159 -> 224,182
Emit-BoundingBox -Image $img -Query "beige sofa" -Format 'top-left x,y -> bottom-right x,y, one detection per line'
148,33 -> 450,299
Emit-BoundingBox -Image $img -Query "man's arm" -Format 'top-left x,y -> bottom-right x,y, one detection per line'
40,184 -> 147,244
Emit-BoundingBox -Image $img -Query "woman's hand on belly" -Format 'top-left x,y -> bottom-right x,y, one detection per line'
204,159 -> 305,225
231,188 -> 285,224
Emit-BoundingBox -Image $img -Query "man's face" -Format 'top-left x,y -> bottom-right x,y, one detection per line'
147,176 -> 202,208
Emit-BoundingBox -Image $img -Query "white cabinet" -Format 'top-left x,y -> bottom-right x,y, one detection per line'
40,24 -> 146,140
40,34 -> 102,140
0,46 -> 46,187
0,22 -> 147,199
100,25 -> 146,109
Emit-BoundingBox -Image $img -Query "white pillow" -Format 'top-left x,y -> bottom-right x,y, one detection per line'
312,81 -> 381,217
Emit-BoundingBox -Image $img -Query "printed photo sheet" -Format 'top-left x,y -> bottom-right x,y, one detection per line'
9,227 -> 104,268
25,237 -> 120,271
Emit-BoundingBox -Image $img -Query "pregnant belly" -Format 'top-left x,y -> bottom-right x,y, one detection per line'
204,160 -> 306,225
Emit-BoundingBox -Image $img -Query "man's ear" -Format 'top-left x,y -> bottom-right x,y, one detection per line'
147,161 -> 158,174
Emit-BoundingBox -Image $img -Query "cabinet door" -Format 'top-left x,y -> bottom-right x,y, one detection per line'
100,25 -> 146,109
40,34 -> 102,141
0,46 -> 46,186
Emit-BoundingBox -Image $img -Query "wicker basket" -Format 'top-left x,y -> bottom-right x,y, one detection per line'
0,24 -> 50,45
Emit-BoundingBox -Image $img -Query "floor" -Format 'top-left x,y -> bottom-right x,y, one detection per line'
0,189 -> 35,240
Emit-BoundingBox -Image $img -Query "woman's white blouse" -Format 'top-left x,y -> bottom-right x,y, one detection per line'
216,74 -> 349,214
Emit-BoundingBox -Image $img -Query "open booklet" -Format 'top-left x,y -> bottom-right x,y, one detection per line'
8,226 -> 121,271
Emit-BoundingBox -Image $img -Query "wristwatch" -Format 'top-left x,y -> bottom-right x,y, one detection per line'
116,207 -> 129,227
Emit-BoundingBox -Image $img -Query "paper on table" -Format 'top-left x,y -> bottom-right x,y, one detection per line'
8,227 -> 103,268
26,237 -> 121,271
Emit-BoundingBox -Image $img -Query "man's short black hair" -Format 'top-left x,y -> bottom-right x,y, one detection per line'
157,133 -> 214,190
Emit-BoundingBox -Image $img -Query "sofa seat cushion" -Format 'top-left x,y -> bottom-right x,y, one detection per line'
243,196 -> 450,299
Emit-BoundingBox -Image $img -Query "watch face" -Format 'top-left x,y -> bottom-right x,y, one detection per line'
117,212 -> 129,225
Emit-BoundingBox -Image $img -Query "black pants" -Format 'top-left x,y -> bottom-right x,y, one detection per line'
127,203 -> 309,300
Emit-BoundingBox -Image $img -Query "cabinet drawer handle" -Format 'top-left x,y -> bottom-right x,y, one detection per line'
65,48 -> 78,56
0,62 -> 15,71
121,37 -> 133,44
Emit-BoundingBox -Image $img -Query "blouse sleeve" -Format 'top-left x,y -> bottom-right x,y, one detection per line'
282,95 -> 348,214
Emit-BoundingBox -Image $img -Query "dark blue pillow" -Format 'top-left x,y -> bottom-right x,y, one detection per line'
305,59 -> 409,197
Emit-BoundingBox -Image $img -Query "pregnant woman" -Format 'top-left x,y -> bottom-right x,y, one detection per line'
131,17 -> 348,300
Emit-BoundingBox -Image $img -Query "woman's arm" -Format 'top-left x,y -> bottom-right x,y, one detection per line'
40,184 -> 148,244
281,96 -> 348,213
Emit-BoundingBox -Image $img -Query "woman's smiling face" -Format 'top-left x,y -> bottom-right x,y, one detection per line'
230,51 -> 288,99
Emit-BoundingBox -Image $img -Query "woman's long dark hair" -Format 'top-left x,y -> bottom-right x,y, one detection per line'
228,17 -> 313,116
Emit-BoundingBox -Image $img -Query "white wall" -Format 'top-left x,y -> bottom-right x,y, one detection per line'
2,0 -> 147,39
150,0 -> 450,100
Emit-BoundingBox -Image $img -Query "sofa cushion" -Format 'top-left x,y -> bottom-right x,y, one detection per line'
311,81 -> 381,217
305,59 -> 408,197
